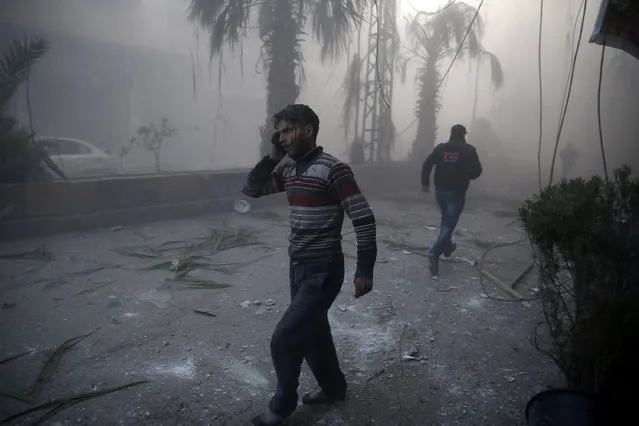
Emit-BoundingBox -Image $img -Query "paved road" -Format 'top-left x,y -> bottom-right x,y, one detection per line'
0,194 -> 559,425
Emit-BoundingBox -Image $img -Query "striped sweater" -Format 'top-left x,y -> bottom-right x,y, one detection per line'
242,147 -> 377,277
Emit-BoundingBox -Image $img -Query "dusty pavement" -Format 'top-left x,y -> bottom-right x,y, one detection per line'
0,192 -> 560,426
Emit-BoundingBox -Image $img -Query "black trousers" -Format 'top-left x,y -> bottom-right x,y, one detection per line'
268,256 -> 347,416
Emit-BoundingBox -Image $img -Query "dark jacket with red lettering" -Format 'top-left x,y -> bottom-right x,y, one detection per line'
421,138 -> 483,193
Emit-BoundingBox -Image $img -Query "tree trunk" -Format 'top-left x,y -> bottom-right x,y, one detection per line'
471,63 -> 480,128
259,0 -> 300,157
412,47 -> 440,161
154,151 -> 161,173
354,27 -> 362,145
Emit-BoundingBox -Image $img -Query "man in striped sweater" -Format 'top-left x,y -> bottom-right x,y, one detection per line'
242,104 -> 377,426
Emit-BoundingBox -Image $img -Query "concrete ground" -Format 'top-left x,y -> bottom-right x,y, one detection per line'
0,192 -> 560,425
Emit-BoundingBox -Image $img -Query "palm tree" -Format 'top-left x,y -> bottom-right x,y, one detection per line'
405,2 -> 503,161
189,0 -> 368,156
0,35 -> 64,184
469,48 -> 503,127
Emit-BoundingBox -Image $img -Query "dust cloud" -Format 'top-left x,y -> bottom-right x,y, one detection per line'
0,0 -> 636,185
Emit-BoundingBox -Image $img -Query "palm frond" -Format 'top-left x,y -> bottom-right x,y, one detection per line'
479,49 -> 504,89
0,35 -> 49,110
188,0 -> 256,58
308,0 -> 368,62
407,2 -> 483,61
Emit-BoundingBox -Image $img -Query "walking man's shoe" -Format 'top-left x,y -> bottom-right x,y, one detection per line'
301,389 -> 346,406
428,254 -> 439,278
251,409 -> 285,426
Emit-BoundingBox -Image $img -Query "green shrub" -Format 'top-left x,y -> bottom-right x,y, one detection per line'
519,166 -> 639,408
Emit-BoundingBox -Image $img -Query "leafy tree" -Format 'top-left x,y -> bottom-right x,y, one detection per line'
405,2 -> 503,161
189,0 -> 368,156
0,35 -> 64,184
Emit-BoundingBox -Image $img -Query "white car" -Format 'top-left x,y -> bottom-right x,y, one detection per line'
36,137 -> 119,178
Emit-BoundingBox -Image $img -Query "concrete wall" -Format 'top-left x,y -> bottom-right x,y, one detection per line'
0,162 -> 532,240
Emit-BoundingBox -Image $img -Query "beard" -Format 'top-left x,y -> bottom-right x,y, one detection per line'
288,136 -> 313,160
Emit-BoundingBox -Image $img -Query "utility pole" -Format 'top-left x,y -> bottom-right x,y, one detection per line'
360,0 -> 397,162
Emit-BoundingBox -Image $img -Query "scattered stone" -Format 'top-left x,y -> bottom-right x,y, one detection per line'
240,300 -> 251,308
264,299 -> 276,306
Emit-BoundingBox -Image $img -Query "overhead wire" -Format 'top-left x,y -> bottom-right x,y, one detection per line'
396,0 -> 486,138
596,39 -> 609,180
561,0 -> 585,111
536,0 -> 544,192
548,0 -> 588,186
550,0 -> 584,169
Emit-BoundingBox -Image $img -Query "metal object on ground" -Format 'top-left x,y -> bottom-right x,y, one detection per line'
233,199 -> 251,214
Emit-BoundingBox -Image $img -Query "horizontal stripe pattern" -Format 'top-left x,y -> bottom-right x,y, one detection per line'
241,156 -> 284,198
242,149 -> 377,277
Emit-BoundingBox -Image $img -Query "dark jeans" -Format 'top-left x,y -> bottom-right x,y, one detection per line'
430,190 -> 466,258
268,256 -> 347,417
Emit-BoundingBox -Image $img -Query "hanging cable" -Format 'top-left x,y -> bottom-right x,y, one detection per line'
560,0 -> 585,111
536,0 -> 544,192
548,0 -> 588,186
597,39 -> 609,180
397,0 -> 486,138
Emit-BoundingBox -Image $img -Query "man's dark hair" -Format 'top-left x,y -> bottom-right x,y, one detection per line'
450,124 -> 467,137
272,104 -> 320,138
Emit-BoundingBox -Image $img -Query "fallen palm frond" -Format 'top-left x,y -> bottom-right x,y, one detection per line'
166,277 -> 232,290
0,349 -> 37,366
0,349 -> 34,401
0,245 -> 53,261
155,240 -> 190,250
110,227 -> 267,290
0,381 -> 30,403
74,280 -> 115,296
1,380 -> 148,425
114,227 -> 263,260
69,265 -> 122,276
112,246 -> 161,260
146,256 -> 235,276
30,332 -> 94,397
185,227 -> 262,254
